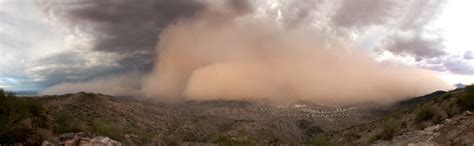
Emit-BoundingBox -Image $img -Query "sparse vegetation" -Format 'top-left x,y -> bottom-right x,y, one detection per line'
3,86 -> 472,145
163,134 -> 182,146
54,111 -> 82,133
310,133 -> 336,146
92,119 -> 124,141
372,118 -> 400,141
415,105 -> 436,122
0,88 -> 47,144
458,85 -> 474,111
432,113 -> 443,124
214,134 -> 259,146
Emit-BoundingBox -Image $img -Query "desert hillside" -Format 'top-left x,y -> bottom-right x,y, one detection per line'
332,85 -> 474,145
0,90 -> 380,145
1,85 -> 473,145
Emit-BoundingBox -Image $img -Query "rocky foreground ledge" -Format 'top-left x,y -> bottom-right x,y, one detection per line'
42,133 -> 121,146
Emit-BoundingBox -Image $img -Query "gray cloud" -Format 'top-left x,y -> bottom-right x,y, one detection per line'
25,51 -> 122,88
385,0 -> 447,60
40,0 -> 450,68
277,0 -> 324,28
39,0 -> 254,72
464,51 -> 473,60
330,0 -> 448,60
443,59 -> 474,75
40,0 -> 207,66
418,56 -> 474,75
385,30 -> 446,60
331,0 -> 398,27
398,0 -> 446,30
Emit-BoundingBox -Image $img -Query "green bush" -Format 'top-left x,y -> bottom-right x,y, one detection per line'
310,133 -> 336,146
214,135 -> 258,146
92,119 -> 124,141
0,89 -> 46,144
136,131 -> 153,144
54,111 -> 81,133
458,85 -> 474,111
378,118 -> 400,141
415,105 -> 436,122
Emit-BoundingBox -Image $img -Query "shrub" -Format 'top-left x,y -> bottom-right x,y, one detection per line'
162,134 -> 181,146
310,133 -> 336,146
0,88 -> 4,98
458,85 -> 474,111
377,118 -> 400,141
54,112 -> 81,133
415,105 -> 436,122
0,89 -> 46,144
136,131 -> 153,144
214,135 -> 258,146
432,114 -> 443,125
92,119 -> 124,141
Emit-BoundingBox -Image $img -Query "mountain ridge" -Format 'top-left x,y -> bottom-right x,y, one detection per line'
1,85 -> 473,145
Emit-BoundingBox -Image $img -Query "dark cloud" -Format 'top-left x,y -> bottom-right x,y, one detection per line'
227,0 -> 253,15
331,0 -> 397,27
39,0 -> 254,71
40,0 -> 207,67
385,31 -> 446,60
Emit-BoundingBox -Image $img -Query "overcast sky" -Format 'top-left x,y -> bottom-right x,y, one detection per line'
0,0 -> 473,92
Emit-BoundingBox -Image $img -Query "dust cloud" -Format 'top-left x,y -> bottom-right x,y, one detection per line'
141,1 -> 452,105
43,0 -> 453,105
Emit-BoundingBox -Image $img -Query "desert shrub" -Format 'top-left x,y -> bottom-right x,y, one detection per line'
445,103 -> 456,118
310,133 -> 336,146
162,134 -> 181,146
415,105 -> 436,122
458,85 -> 474,111
432,114 -> 443,125
92,119 -> 124,141
214,135 -> 258,146
377,118 -> 400,141
0,88 -> 4,98
54,111 -> 82,133
0,89 -> 46,144
133,130 -> 153,144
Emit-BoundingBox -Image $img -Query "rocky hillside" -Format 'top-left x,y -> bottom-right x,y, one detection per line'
1,85 -> 473,145
3,92 -> 382,145
331,85 -> 474,145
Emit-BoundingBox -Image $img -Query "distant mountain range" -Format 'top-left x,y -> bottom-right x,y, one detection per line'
455,83 -> 466,89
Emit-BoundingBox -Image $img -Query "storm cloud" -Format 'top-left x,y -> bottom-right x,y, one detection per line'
39,0 -> 207,67
38,0 -> 464,74
3,0 -> 471,100
39,0 -> 454,105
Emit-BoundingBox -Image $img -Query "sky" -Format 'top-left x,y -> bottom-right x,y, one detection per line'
0,0 -> 473,93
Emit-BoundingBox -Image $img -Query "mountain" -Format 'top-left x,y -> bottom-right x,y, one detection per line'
1,85 -> 473,145
2,92 -> 382,145
331,85 -> 474,145
455,83 -> 466,89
